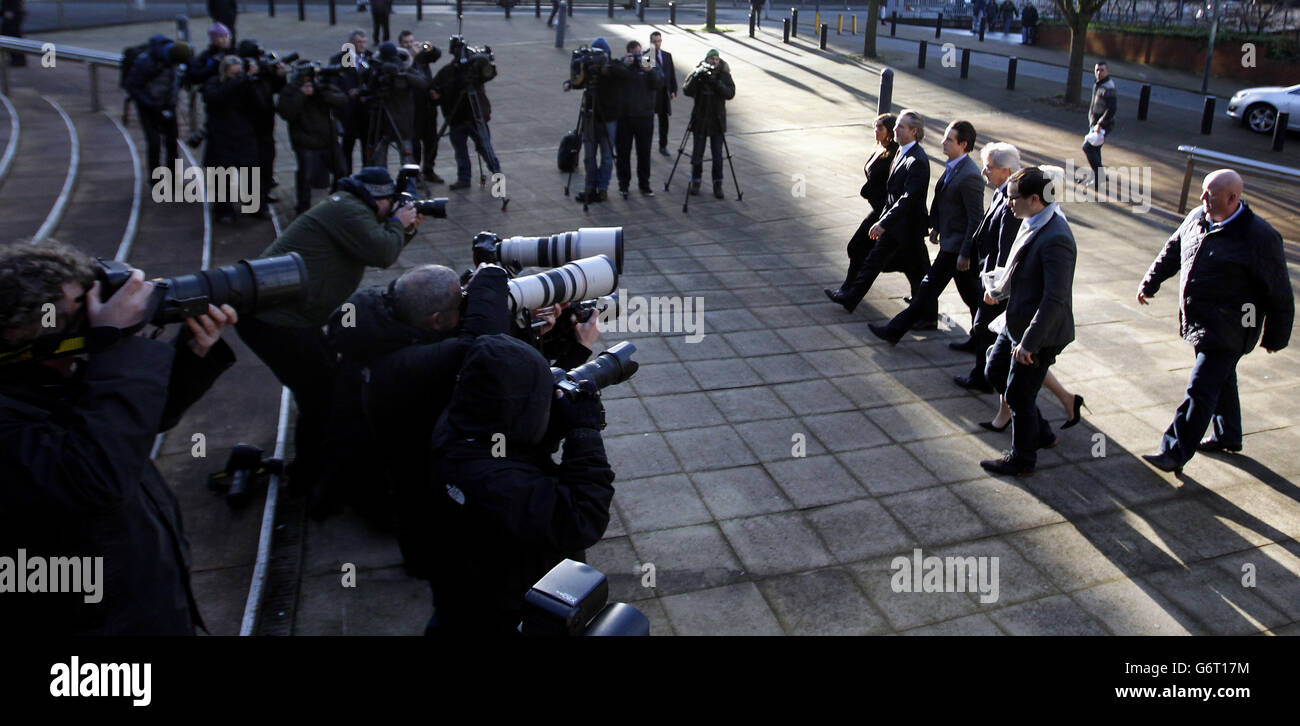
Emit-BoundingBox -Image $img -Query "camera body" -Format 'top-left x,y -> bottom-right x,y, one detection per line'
449,35 -> 498,86
393,164 -> 449,218
569,46 -> 609,86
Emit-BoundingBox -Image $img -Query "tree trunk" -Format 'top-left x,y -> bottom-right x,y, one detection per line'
1064,20 -> 1089,105
707,0 -> 718,30
864,0 -> 880,56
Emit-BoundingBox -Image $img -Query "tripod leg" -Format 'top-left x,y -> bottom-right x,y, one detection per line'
720,133 -> 743,201
664,124 -> 691,191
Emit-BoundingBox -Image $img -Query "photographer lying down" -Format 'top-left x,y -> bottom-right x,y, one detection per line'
0,241 -> 238,635
428,334 -> 616,635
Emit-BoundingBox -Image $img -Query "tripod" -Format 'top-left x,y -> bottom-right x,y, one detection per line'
663,123 -> 743,213
364,96 -> 415,170
563,89 -> 601,213
435,80 -> 509,211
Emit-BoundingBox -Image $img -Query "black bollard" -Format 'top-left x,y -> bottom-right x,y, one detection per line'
1273,113 -> 1289,151
608,0 -> 614,17
417,0 -> 422,21
750,11 -> 756,36
783,17 -> 791,42
935,12 -> 942,38
918,39 -> 927,69
536,0 -> 541,18
978,22 -> 985,42
1006,56 -> 1017,90
878,68 -> 893,116
890,10 -> 896,36
960,47 -> 969,79
556,1 -> 568,47
670,2 -> 676,24
792,9 -> 799,37
268,0 -> 274,18
638,0 -> 645,21
330,0 -> 337,24
1138,84 -> 1150,121
820,23 -> 828,49
506,0 -> 512,18
297,0 -> 304,21
1201,96 -> 1215,134
457,0 -> 464,19
568,0 -> 573,17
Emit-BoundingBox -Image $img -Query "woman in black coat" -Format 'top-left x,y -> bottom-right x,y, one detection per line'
829,113 -> 899,301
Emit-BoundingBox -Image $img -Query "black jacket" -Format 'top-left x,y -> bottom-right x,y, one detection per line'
569,58 -> 628,124
124,34 -> 181,111
1089,78 -> 1117,132
651,47 -> 676,117
185,44 -> 226,88
201,72 -> 263,167
327,267 -> 510,579
929,154 -> 985,255
1005,212 -> 1076,353
1021,4 -> 1038,25
619,62 -> 663,119
0,333 -> 235,635
683,61 -> 735,135
207,0 -> 237,26
277,79 -> 348,151
428,334 -> 614,634
1141,203 -> 1293,354
965,182 -> 1021,271
877,142 -> 931,245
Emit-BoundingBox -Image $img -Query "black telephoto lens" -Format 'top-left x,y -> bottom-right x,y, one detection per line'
148,252 -> 308,325
552,341 -> 638,395
412,198 -> 448,218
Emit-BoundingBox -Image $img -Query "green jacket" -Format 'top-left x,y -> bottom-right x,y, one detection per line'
256,190 -> 412,328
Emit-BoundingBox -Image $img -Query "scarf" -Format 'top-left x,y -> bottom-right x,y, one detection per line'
983,201 -> 1064,302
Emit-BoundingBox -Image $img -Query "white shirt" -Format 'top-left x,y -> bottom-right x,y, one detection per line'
891,141 -> 916,176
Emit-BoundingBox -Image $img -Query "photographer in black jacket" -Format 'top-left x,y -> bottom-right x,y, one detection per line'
683,49 -> 735,199
237,39 -> 288,212
361,41 -> 428,167
428,333 -> 615,635
277,62 -> 349,215
0,241 -> 237,635
202,55 -> 264,223
124,35 -> 192,173
563,37 -> 626,204
615,40 -> 663,198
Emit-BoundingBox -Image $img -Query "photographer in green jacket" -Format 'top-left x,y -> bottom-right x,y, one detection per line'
236,166 -> 425,498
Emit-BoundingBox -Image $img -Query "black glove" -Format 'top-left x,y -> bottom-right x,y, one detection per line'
550,380 -> 605,432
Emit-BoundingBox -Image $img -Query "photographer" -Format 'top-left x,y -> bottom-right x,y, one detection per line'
330,30 -> 372,175
428,333 -> 615,635
326,263 -> 508,571
236,167 -> 424,502
529,301 -> 601,369
0,241 -> 238,635
237,39 -> 289,212
400,30 -> 444,183
432,36 -> 503,191
615,40 -> 662,198
185,22 -> 232,89
683,49 -> 735,199
201,55 -> 263,224
124,34 -> 192,172
562,37 -> 626,204
278,62 -> 349,215
361,41 -> 428,167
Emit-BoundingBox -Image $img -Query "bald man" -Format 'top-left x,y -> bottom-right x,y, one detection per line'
1137,169 -> 1294,473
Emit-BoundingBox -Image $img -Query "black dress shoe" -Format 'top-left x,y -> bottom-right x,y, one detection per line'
1197,438 -> 1242,454
980,452 -> 1035,477
824,288 -> 855,313
1142,451 -> 1183,473
639,185 -> 655,196
713,182 -> 725,199
953,374 -> 994,393
575,190 -> 603,203
948,338 -> 978,353
867,322 -> 900,346
449,180 -> 471,190
689,181 -> 701,195
1039,434 -> 1058,450
659,147 -> 670,156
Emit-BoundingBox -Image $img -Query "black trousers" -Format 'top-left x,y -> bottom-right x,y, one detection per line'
986,328 -> 1062,465
690,132 -> 724,183
1160,347 -> 1243,466
411,106 -> 440,174
1082,137 -> 1104,189
137,104 -> 179,172
234,317 -> 336,491
838,218 -> 932,317
881,249 -> 983,338
371,11 -> 391,42
341,115 -> 368,175
969,297 -> 1006,383
616,115 -> 654,190
294,146 -> 342,213
256,131 -> 275,204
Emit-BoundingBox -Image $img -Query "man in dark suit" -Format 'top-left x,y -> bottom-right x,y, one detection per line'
1137,169 -> 1293,473
371,0 -> 393,43
649,32 -> 677,157
952,142 -> 1022,391
330,30 -> 371,176
832,109 -> 933,321
869,120 -> 984,346
979,166 -> 1076,476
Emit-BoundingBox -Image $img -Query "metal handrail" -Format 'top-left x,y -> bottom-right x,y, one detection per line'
0,36 -> 121,112
1176,145 -> 1300,213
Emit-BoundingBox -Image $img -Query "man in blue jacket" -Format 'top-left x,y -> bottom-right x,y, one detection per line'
125,35 -> 192,172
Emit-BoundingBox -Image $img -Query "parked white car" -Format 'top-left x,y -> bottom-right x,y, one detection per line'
1226,83 -> 1300,134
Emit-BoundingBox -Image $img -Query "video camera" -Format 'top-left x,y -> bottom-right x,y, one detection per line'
237,40 -> 299,74
289,59 -> 344,87
568,45 -> 608,85
448,34 -> 497,85
394,164 -> 449,218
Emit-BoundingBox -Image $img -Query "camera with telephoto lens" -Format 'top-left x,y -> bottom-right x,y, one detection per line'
393,164 -> 449,218
505,255 -> 618,315
551,341 -> 638,398
521,558 -> 649,636
238,40 -> 300,74
472,226 -> 623,274
569,46 -> 609,84
94,253 -> 308,326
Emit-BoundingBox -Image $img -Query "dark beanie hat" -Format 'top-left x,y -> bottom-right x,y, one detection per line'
353,167 -> 397,198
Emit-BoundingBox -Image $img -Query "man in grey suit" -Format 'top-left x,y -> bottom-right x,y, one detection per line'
979,166 -> 1076,476
832,109 -> 933,320
868,120 -> 985,346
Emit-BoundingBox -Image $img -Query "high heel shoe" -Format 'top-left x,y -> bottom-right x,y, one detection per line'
979,420 -> 1010,432
1061,394 -> 1089,429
